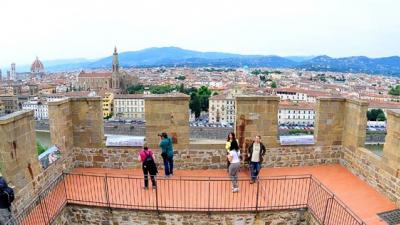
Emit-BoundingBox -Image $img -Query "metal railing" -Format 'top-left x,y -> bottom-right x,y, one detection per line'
7,173 -> 365,225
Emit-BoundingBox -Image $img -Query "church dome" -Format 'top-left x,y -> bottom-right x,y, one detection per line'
31,56 -> 44,73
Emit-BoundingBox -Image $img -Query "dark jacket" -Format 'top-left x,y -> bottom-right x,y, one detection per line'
247,142 -> 266,163
0,178 -> 10,209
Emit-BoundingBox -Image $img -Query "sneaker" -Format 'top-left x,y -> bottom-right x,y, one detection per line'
232,188 -> 239,193
152,186 -> 157,190
143,186 -> 149,190
250,180 -> 255,184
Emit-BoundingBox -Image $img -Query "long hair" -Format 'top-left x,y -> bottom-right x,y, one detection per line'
227,132 -> 236,142
230,139 -> 239,152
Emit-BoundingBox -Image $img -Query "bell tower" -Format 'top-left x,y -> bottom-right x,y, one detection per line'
112,46 -> 120,89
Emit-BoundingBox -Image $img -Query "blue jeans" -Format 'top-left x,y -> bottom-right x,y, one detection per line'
163,156 -> 174,176
250,162 -> 261,181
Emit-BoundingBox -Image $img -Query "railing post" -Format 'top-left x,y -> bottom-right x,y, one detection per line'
207,177 -> 211,217
155,176 -> 159,215
255,179 -> 260,213
322,197 -> 333,225
39,193 -> 50,225
104,174 -> 111,211
62,172 -> 68,204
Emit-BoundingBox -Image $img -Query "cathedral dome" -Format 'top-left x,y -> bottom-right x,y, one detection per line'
31,56 -> 44,73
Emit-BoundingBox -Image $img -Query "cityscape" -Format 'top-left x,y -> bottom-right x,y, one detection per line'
1,0 -> 400,225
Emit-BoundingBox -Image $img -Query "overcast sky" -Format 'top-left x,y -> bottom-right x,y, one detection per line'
1,0 -> 399,68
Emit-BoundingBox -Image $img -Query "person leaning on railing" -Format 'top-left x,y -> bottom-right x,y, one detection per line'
247,135 -> 266,184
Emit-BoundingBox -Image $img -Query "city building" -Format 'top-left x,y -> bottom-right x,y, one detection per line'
22,100 -> 48,120
76,47 -> 138,92
10,63 -> 16,80
31,57 -> 45,79
278,100 -> 316,125
113,94 -> 145,120
101,92 -> 114,118
209,92 -> 235,124
0,95 -> 19,113
0,100 -> 5,115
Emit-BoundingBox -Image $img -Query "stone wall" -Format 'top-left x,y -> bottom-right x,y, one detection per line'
145,94 -> 190,150
314,97 -> 345,146
48,97 -> 104,150
340,110 -> 400,206
342,99 -> 368,151
54,205 -> 310,225
73,144 -> 228,169
264,145 -> 342,167
235,96 -> 280,150
72,144 -> 342,170
0,110 -> 41,190
341,147 -> 400,205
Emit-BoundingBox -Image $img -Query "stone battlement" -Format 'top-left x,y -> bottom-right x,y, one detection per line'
1,94 -> 400,216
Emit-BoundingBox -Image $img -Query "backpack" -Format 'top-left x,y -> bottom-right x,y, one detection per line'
3,187 -> 14,207
143,151 -> 154,165
0,177 -> 14,207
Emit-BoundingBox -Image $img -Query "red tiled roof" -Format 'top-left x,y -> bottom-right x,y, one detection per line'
114,94 -> 144,99
368,100 -> 400,109
279,100 -> 315,110
78,72 -> 111,78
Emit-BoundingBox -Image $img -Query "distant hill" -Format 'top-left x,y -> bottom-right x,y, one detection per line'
15,47 -> 400,76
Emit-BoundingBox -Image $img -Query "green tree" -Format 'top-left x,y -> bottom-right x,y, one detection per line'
175,75 -> 186,80
377,113 -> 386,121
271,81 -> 277,88
189,93 -> 201,118
36,141 -> 47,156
198,86 -> 211,112
127,84 -> 145,94
367,109 -> 386,121
178,83 -> 185,93
389,85 -> 400,96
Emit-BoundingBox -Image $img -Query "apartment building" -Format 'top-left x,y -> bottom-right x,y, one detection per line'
113,94 -> 145,120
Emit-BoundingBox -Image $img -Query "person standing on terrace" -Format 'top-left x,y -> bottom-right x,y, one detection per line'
0,175 -> 14,225
138,143 -> 158,190
159,132 -> 174,177
227,139 -> 241,193
225,132 -> 238,172
247,135 -> 266,184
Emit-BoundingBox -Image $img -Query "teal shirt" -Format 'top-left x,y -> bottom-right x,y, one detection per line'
160,137 -> 174,158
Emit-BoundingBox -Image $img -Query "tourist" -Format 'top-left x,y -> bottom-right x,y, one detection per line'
0,175 -> 14,225
138,143 -> 158,190
159,132 -> 174,177
225,132 -> 237,172
227,139 -> 241,193
247,135 -> 266,184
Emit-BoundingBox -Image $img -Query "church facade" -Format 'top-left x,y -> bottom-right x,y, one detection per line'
76,47 -> 137,92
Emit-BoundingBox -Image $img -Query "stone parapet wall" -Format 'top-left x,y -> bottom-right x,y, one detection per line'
12,151 -> 74,215
72,144 -> 342,170
0,110 -> 41,191
264,145 -> 342,167
54,205 -> 309,225
341,146 -> 400,206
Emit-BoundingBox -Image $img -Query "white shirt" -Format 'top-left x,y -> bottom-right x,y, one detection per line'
251,143 -> 261,162
229,150 -> 240,163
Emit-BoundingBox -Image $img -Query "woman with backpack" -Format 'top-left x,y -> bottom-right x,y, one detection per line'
138,144 -> 158,190
227,139 -> 241,193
